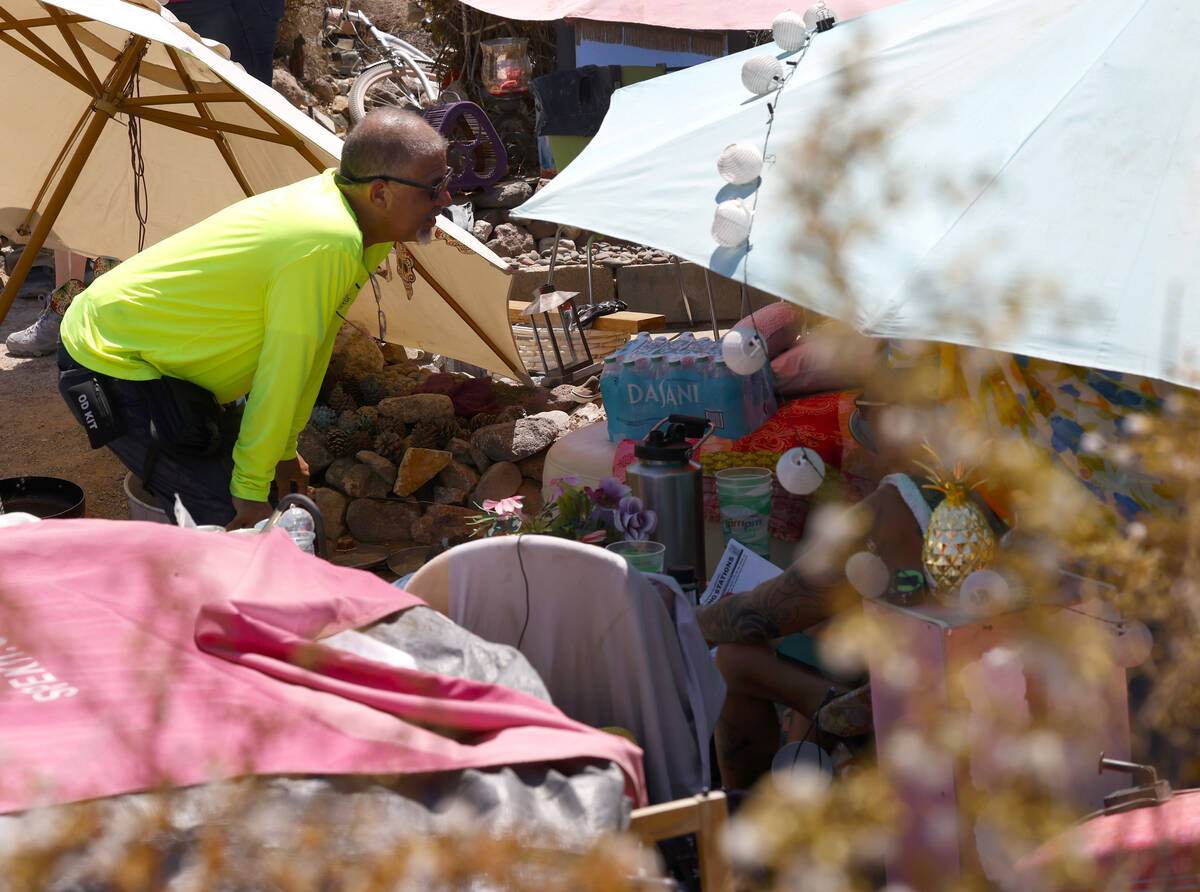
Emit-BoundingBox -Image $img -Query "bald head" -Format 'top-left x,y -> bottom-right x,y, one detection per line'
339,107 -> 448,181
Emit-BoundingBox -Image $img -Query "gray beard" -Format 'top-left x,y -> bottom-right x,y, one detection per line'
415,225 -> 434,246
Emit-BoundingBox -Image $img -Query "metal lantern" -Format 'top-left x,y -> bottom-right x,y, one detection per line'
520,237 -> 594,384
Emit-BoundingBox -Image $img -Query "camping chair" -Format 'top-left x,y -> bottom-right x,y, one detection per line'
628,789 -> 733,891
404,534 -> 725,806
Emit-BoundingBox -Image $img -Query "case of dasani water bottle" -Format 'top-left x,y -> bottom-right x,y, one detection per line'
600,334 -> 777,441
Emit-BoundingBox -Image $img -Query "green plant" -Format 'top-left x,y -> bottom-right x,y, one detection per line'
469,476 -> 656,546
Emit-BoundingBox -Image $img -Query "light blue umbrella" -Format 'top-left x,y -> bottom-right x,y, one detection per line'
515,0 -> 1200,389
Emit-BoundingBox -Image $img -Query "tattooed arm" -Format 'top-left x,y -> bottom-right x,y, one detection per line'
695,484 -> 923,645
696,563 -> 832,645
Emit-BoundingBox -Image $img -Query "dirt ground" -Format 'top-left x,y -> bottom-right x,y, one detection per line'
0,291 -> 129,520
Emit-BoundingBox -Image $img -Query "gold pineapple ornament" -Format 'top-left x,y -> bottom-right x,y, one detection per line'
917,454 -> 997,599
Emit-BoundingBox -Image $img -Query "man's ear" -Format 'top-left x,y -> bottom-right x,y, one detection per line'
367,180 -> 390,210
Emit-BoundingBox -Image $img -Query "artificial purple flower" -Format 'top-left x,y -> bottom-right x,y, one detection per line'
596,476 -> 632,503
614,495 -> 657,540
587,506 -> 617,530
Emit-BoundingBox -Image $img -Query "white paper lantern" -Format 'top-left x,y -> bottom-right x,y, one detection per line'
771,740 -> 833,785
1111,620 -> 1153,668
772,10 -> 809,51
721,325 -> 768,375
712,198 -> 753,247
845,550 -> 889,599
804,1 -> 836,32
717,141 -> 764,185
777,446 -> 825,495
959,569 -> 1013,613
741,54 -> 785,94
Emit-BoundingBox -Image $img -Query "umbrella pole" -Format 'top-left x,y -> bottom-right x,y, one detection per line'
671,256 -> 696,328
0,38 -> 148,328
702,269 -> 720,339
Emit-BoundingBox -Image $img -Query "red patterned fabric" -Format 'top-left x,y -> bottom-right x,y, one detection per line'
1019,790 -> 1200,888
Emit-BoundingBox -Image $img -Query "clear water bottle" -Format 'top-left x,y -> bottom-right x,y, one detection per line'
278,505 -> 316,553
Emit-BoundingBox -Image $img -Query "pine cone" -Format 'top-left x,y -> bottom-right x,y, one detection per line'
499,405 -> 525,422
410,419 -> 458,450
325,427 -> 353,457
327,382 -> 358,413
468,412 -> 500,431
356,405 -> 379,434
355,375 -> 386,407
376,414 -> 406,436
350,430 -> 374,453
373,430 -> 406,463
337,409 -> 360,432
309,404 -> 336,431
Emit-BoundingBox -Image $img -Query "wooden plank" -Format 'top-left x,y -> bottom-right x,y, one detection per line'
507,300 -> 665,333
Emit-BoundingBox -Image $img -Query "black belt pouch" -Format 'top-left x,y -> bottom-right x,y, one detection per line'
142,376 -> 223,458
59,368 -> 124,449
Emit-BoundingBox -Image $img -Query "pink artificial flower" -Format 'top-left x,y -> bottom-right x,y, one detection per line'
546,474 -> 581,502
482,495 -> 524,516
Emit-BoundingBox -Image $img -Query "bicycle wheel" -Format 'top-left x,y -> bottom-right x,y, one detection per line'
348,57 -> 437,124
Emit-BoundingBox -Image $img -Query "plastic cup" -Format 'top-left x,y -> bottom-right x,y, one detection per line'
606,539 -> 666,574
715,466 -> 773,557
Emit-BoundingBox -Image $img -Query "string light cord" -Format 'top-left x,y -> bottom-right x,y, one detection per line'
722,22 -> 825,492
124,57 -> 148,252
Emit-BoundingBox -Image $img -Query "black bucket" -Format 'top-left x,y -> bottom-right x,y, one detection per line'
0,476 -> 86,520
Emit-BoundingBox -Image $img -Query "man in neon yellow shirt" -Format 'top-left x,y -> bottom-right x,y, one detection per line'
56,108 -> 453,529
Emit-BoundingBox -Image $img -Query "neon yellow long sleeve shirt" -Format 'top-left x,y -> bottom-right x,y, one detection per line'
61,170 -> 393,501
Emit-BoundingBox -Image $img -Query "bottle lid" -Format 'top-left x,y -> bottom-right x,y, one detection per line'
634,426 -> 693,462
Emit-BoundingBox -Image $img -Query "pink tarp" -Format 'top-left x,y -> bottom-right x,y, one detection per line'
0,520 -> 645,813
456,0 -> 905,30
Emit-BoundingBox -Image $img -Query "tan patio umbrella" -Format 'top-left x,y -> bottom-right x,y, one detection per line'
0,0 -> 527,379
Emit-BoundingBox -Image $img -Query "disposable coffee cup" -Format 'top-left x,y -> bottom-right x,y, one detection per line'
715,466 -> 773,558
606,539 -> 666,574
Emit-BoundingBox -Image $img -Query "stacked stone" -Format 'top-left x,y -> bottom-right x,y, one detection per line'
297,323 -> 593,553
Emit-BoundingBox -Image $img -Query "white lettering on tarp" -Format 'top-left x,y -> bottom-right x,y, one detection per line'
0,637 -> 78,703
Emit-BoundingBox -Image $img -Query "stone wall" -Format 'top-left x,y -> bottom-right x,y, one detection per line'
297,323 -> 602,557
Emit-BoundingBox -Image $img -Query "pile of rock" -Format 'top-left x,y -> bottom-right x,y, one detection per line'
465,178 -> 674,272
298,324 -> 603,553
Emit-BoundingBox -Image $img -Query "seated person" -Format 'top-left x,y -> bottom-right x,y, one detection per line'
696,341 -> 1175,790
695,368 -> 931,790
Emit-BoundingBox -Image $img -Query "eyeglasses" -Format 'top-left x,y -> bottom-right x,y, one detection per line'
339,167 -> 454,199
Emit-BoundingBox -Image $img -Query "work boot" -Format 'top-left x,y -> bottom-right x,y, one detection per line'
5,278 -> 82,357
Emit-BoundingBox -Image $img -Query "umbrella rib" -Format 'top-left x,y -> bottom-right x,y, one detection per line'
164,45 -> 253,197
0,13 -> 86,31
409,253 -> 526,380
44,5 -> 100,95
123,91 -> 245,106
0,36 -> 149,328
19,100 -> 94,237
0,16 -> 90,95
122,104 -> 298,145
